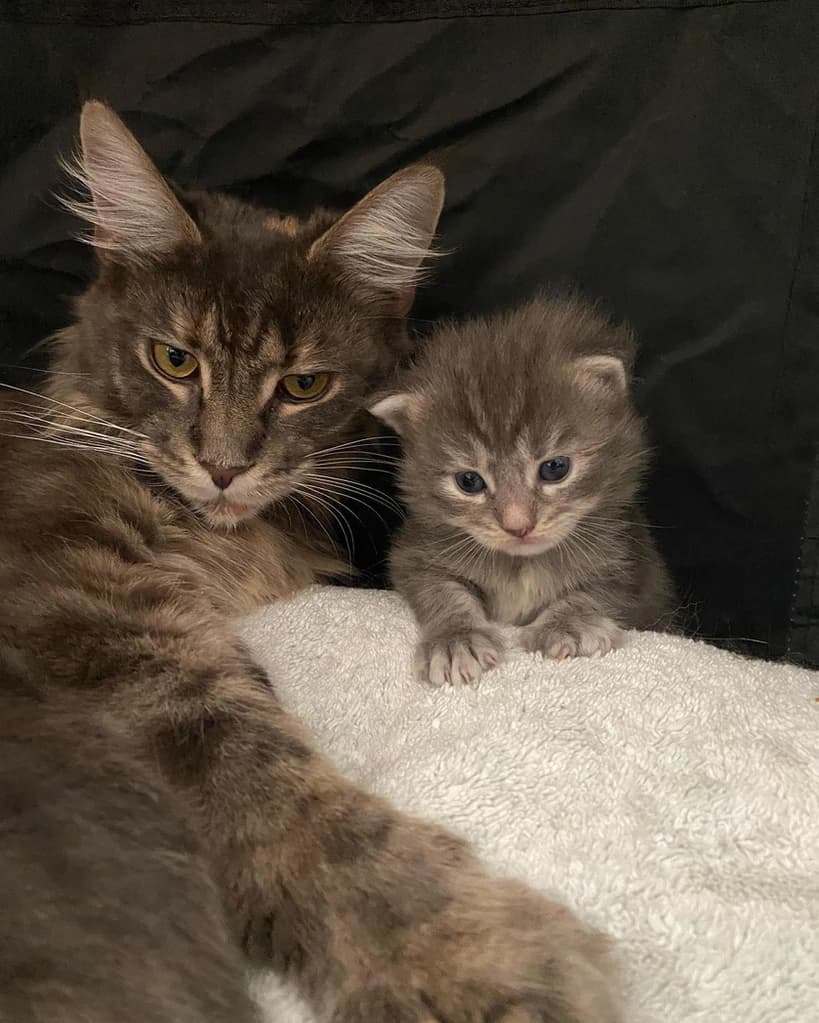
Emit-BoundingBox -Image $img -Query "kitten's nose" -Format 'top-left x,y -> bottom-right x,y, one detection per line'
500,504 -> 535,538
504,524 -> 532,538
199,461 -> 248,490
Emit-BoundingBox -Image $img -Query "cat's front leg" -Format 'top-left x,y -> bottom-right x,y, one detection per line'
521,591 -> 625,660
392,546 -> 506,685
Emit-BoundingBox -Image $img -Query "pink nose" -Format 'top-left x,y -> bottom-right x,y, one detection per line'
500,505 -> 535,538
199,461 -> 247,490
504,523 -> 532,538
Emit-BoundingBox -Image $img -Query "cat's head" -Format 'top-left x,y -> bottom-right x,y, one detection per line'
51,101 -> 444,528
371,294 -> 648,557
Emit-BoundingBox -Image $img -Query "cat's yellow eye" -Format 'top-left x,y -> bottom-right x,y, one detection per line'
151,342 -> 199,380
279,372 -> 331,403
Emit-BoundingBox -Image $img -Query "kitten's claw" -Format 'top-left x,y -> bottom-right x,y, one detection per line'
415,628 -> 505,686
538,616 -> 624,660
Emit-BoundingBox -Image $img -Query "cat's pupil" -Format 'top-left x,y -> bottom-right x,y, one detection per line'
167,347 -> 188,368
455,471 -> 487,494
297,375 -> 316,390
539,456 -> 571,483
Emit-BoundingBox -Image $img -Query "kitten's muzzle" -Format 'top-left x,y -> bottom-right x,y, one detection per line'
498,503 -> 536,538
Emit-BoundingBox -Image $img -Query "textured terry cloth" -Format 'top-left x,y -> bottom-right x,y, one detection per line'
239,586 -> 819,1023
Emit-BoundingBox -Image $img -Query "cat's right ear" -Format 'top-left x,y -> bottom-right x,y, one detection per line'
369,392 -> 421,435
64,101 -> 200,262
308,165 -> 445,316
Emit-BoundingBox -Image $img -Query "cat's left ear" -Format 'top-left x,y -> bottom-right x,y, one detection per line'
574,355 -> 628,393
308,165 -> 445,316
369,392 -> 420,435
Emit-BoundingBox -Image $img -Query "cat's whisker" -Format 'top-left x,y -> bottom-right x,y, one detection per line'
302,473 -> 403,517
305,480 -> 393,532
308,436 -> 399,459
289,490 -> 353,566
0,382 -> 149,438
3,400 -> 144,441
0,363 -> 93,379
1,410 -> 147,454
0,428 -> 151,465
312,455 -> 401,468
293,483 -> 357,561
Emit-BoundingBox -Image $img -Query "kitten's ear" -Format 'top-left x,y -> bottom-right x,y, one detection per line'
369,392 -> 420,435
308,165 -> 445,315
575,355 -> 628,394
65,100 -> 200,262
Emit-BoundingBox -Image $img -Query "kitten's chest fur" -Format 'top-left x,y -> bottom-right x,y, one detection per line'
482,558 -> 563,626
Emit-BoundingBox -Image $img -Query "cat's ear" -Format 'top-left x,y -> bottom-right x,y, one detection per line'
308,165 -> 445,315
369,392 -> 421,435
65,100 -> 200,262
574,355 -> 628,394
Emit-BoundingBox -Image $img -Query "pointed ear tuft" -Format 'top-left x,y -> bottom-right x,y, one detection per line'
575,355 -> 628,393
369,392 -> 420,435
309,164 -> 445,315
61,100 -> 200,262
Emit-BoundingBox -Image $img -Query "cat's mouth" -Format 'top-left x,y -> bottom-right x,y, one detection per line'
200,496 -> 261,527
502,535 -> 556,557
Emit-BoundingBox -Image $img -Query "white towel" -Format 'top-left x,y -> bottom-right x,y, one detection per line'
240,586 -> 819,1023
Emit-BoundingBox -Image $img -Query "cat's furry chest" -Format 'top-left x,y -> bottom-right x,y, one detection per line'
482,558 -> 563,626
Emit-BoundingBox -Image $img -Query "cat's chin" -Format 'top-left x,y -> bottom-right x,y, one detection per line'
199,498 -> 263,529
500,538 -> 557,557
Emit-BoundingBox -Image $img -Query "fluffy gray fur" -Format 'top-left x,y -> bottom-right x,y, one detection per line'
371,293 -> 676,686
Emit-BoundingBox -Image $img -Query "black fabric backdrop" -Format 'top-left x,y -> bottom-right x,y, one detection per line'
1,0 -> 817,665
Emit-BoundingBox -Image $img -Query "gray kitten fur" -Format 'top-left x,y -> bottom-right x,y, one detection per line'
371,293 -> 676,686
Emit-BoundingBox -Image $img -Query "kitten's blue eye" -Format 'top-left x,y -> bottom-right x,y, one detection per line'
455,471 -> 487,494
539,456 -> 571,483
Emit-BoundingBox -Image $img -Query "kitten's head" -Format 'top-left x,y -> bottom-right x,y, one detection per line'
52,101 -> 444,527
371,294 -> 648,557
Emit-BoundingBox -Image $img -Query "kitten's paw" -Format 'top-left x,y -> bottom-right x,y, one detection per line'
538,616 -> 624,660
415,628 -> 505,686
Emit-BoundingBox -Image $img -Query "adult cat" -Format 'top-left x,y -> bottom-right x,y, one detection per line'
0,102 -> 621,1023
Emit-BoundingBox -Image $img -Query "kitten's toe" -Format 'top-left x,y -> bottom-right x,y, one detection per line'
415,642 -> 450,686
547,637 -> 578,660
415,630 -> 505,687
576,617 -> 624,657
540,617 -> 624,660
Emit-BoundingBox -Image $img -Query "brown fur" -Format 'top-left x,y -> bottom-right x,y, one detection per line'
372,294 -> 676,686
0,104 -> 623,1022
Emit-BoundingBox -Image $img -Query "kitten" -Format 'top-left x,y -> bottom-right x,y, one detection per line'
0,104 -> 622,1022
371,293 -> 676,686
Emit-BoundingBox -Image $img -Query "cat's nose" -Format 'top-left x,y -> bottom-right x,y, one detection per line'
504,525 -> 532,538
199,461 -> 249,490
500,504 -> 535,537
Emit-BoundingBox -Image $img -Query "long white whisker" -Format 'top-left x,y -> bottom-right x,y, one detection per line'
1,411 -> 146,453
0,382 -> 148,438
302,473 -> 403,516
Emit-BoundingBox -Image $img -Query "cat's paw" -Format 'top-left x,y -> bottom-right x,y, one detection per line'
536,616 -> 624,660
415,627 -> 505,686
332,827 -> 622,1023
